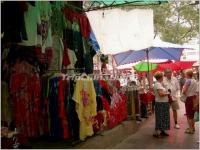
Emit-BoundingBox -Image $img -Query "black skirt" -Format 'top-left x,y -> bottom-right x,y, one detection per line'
155,102 -> 170,131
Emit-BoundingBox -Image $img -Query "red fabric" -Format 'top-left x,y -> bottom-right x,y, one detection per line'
185,96 -> 196,119
140,92 -> 155,104
139,94 -> 146,103
92,112 -> 105,133
146,92 -> 155,102
100,96 -> 111,113
78,14 -> 91,38
10,69 -> 41,141
58,79 -> 69,139
99,80 -> 108,90
35,47 -> 53,65
62,44 -> 70,67
107,93 -> 127,129
62,8 -> 91,38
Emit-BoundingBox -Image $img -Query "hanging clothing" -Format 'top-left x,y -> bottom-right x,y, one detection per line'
50,1 -> 66,37
72,77 -> 97,140
66,49 -> 78,74
49,35 -> 64,71
10,63 -> 40,141
82,37 -> 96,74
48,77 -> 63,139
58,79 -> 70,139
63,20 -> 73,50
2,1 -> 27,43
36,1 -> 53,53
1,81 -> 12,125
66,79 -> 80,141
20,2 -> 41,46
62,8 -> 91,38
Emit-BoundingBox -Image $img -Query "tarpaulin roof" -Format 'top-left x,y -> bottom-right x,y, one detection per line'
87,9 -> 154,54
84,0 -> 168,11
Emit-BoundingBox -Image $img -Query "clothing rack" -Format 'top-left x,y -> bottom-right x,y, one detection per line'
47,68 -> 85,73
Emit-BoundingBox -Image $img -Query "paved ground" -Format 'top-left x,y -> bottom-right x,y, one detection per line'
113,102 -> 199,149
30,102 -> 199,149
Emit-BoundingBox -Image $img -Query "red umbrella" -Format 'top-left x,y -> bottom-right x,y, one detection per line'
156,61 -> 195,71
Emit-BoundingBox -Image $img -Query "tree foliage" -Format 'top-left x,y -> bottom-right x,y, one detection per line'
122,1 -> 199,44
152,1 -> 199,44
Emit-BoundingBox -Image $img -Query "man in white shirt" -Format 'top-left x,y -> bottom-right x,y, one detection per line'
163,69 -> 180,129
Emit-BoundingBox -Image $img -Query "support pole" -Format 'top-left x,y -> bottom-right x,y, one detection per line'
146,48 -> 150,89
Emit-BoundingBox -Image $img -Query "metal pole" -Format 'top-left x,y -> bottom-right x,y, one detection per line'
146,48 -> 150,89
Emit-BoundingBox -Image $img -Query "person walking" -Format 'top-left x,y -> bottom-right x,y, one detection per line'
163,69 -> 180,129
138,76 -> 148,118
182,69 -> 198,134
153,72 -> 170,138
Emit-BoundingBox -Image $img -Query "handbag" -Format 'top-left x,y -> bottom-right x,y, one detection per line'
180,93 -> 187,103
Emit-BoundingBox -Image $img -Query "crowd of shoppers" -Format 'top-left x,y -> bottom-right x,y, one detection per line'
153,68 -> 199,138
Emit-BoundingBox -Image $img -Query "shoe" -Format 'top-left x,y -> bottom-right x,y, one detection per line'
174,124 -> 180,129
185,128 -> 194,134
153,133 -> 163,138
160,131 -> 169,136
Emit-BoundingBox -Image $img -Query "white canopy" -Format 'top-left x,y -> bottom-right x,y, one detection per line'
87,8 -> 154,54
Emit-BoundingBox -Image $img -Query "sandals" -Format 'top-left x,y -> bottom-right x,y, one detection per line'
185,128 -> 195,134
153,133 -> 163,138
160,131 -> 169,136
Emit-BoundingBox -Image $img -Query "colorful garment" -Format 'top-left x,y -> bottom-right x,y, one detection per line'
36,1 -> 52,53
49,35 -> 64,71
10,64 -> 40,142
66,79 -> 80,141
48,77 -> 63,138
58,79 -> 69,139
73,77 -> 97,140
20,2 -> 41,46
50,1 -> 66,37
62,8 -> 91,38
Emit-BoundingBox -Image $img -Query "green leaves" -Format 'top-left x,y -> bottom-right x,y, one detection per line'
153,1 -> 199,44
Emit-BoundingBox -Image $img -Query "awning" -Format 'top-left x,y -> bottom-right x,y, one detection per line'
84,0 -> 168,11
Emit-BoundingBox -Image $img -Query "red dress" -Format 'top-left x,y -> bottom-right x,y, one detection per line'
58,79 -> 69,139
10,62 -> 41,143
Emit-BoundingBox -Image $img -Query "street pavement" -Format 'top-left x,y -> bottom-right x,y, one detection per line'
113,102 -> 199,149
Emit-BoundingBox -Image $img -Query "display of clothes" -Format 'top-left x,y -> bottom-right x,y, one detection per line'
62,8 -> 96,74
1,1 -> 130,147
